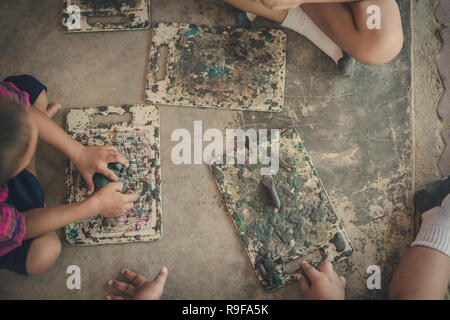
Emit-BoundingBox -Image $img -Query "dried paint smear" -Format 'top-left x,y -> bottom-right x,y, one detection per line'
146,23 -> 287,112
62,0 -> 150,33
65,105 -> 162,245
211,128 -> 353,291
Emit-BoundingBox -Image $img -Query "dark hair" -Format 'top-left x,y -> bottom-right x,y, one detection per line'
0,96 -> 31,184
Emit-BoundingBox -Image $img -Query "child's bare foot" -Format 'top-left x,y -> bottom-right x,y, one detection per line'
46,102 -> 61,118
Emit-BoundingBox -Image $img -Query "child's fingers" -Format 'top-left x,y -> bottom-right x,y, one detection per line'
152,266 -> 168,287
300,261 -> 321,282
261,0 -> 299,10
102,145 -> 118,152
106,295 -> 126,300
296,274 -> 310,295
107,151 -> 129,168
318,261 -> 333,274
99,167 -> 120,182
105,181 -> 124,192
121,268 -> 148,286
272,4 -> 299,11
124,190 -> 139,202
117,191 -> 137,210
108,279 -> 136,295
82,173 -> 95,195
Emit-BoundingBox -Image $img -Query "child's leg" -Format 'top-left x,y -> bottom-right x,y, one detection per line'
25,231 -> 61,275
225,0 -> 289,22
302,0 -> 403,64
226,0 -> 343,63
33,89 -> 61,118
224,0 -> 403,65
389,192 -> 450,299
20,111 -> 61,275
388,246 -> 450,299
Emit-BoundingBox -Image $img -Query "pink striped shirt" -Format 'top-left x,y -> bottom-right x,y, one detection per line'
0,81 -> 30,108
0,81 -> 29,256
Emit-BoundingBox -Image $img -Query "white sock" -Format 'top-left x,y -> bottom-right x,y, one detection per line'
281,6 -> 343,64
411,194 -> 450,257
246,12 -> 257,22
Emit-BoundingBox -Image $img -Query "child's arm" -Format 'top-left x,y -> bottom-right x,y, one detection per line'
29,107 -> 128,194
22,182 -> 138,239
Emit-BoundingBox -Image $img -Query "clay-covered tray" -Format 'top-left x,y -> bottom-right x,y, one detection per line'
62,0 -> 150,33
146,23 -> 286,112
210,127 -> 353,291
64,105 -> 162,245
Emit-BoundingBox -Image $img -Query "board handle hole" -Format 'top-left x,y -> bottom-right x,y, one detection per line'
155,45 -> 169,81
87,15 -> 126,26
93,112 -> 133,125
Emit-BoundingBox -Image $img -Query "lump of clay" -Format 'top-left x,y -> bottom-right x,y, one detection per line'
257,262 -> 268,278
93,163 -> 126,191
288,213 -> 303,224
333,232 -> 346,252
262,258 -> 276,273
311,207 -> 326,223
261,177 -> 281,209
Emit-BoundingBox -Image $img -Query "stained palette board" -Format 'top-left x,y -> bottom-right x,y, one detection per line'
146,23 -> 287,112
62,0 -> 150,33
64,105 -> 162,245
210,128 -> 353,291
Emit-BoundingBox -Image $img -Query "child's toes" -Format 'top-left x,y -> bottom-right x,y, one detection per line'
47,102 -> 61,118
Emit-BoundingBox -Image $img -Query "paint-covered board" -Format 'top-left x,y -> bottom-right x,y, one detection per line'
210,128 -> 353,291
64,105 -> 162,245
62,0 -> 150,33
146,23 -> 287,112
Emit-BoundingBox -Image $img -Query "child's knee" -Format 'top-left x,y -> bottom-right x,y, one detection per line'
32,89 -> 49,110
26,232 -> 61,275
354,31 -> 403,65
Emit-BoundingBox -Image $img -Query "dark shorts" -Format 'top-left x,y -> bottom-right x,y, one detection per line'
0,75 -> 47,276
3,74 -> 47,105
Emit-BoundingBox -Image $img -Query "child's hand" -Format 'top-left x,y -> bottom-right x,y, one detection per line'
295,261 -> 346,300
107,267 -> 168,300
253,0 -> 303,11
72,145 -> 129,195
92,182 -> 138,218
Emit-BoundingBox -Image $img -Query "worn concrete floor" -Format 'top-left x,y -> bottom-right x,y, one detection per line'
0,0 -> 445,299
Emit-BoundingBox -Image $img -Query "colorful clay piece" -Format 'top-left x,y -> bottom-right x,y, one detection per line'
261,176 -> 281,209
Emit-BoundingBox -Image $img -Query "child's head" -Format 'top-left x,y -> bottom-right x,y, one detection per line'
0,96 -> 38,184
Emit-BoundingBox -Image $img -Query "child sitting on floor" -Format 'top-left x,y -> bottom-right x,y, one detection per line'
0,75 -> 138,276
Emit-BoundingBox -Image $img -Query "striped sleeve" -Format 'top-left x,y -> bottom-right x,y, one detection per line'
0,81 -> 30,108
0,185 -> 27,256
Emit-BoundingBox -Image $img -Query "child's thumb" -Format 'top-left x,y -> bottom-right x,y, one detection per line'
84,174 -> 94,194
153,266 -> 168,286
296,274 -> 310,295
